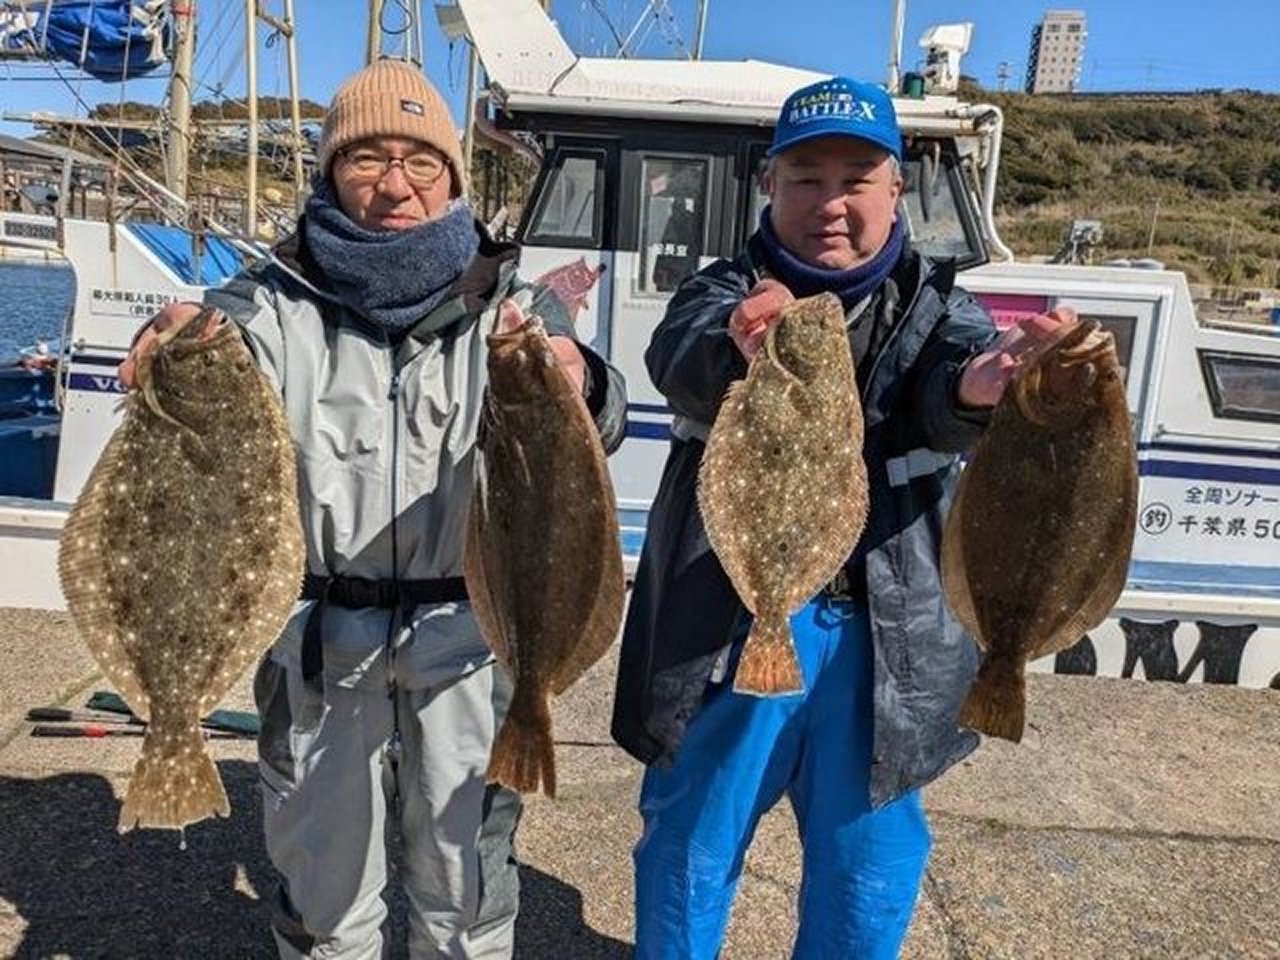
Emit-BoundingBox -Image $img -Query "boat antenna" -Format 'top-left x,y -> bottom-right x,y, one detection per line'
693,1 -> 710,59
887,0 -> 906,92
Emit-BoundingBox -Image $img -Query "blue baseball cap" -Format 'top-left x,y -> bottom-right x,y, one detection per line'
768,76 -> 902,161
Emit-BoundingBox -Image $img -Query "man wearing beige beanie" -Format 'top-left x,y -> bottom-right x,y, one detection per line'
120,58 -> 626,958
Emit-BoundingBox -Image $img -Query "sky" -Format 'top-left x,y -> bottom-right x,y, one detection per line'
0,0 -> 1277,139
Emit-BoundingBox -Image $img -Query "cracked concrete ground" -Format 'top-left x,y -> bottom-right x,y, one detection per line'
1,607 -> 1277,958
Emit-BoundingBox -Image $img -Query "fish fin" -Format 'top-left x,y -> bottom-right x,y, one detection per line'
550,489 -> 625,696
59,429 -> 152,720
464,478 -> 515,669
940,470 -> 983,642
958,653 -> 1027,743
487,688 -> 557,797
733,615 -> 804,695
118,725 -> 230,831
1028,450 -> 1138,660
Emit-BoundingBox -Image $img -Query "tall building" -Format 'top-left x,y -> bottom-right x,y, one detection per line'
1025,10 -> 1087,94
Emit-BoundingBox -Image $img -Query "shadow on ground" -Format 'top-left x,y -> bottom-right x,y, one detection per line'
515,864 -> 631,958
0,760 -> 276,958
0,761 -> 627,958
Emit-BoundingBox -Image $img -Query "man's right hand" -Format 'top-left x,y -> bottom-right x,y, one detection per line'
729,279 -> 794,361
117,302 -> 216,389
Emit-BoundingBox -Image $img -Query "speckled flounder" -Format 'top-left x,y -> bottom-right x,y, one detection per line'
942,319 -> 1137,742
59,309 -> 304,831
465,318 -> 624,797
698,292 -> 869,695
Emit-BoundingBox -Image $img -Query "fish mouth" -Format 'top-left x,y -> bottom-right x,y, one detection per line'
135,307 -> 215,429
487,314 -> 554,369
1057,320 -> 1115,368
1013,320 -> 1114,426
488,314 -> 546,347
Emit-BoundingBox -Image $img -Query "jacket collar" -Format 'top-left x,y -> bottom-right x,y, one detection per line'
743,230 -> 955,317
262,216 -> 521,342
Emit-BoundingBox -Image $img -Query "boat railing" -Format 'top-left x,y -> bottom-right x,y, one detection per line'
1197,316 -> 1280,338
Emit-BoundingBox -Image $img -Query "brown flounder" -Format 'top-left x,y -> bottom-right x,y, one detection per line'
942,319 -> 1137,742
698,292 -> 869,695
465,318 -> 624,797
59,309 -> 304,830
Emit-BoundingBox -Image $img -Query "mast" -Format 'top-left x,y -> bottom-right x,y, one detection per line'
887,0 -> 906,92
462,44 -> 479,174
366,0 -> 384,64
257,0 -> 307,214
693,0 -> 709,59
166,0 -> 197,199
245,0 -> 258,237
367,0 -> 422,65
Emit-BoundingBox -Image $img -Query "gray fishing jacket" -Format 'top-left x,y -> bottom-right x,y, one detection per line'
611,237 -> 997,807
204,223 -> 627,691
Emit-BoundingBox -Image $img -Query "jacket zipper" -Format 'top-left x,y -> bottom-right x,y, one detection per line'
861,271 -> 927,405
385,345 -> 403,703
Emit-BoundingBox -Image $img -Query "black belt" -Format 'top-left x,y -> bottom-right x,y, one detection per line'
821,565 -> 863,602
299,574 -> 469,685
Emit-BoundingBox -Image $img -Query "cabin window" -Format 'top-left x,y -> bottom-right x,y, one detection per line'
747,150 -> 770,237
525,151 -> 604,248
1198,351 -> 1280,424
899,152 -> 982,265
639,156 -> 708,294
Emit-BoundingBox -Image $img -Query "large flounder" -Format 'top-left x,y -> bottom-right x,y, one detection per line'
942,319 -> 1137,742
465,318 -> 624,797
59,309 -> 304,831
698,292 -> 869,695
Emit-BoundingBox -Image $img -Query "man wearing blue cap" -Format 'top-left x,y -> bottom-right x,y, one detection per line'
611,76 -> 1067,958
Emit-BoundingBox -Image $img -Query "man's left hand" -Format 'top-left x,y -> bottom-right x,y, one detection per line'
497,299 -> 587,394
956,307 -> 1076,409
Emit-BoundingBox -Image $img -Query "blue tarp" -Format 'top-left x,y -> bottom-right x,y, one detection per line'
3,1 -> 169,81
126,223 -> 245,286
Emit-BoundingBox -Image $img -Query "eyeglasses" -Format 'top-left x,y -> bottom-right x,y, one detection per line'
339,148 -> 448,187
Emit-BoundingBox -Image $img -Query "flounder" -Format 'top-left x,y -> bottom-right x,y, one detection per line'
698,292 -> 869,695
465,318 -> 625,796
59,308 -> 304,830
942,319 -> 1137,742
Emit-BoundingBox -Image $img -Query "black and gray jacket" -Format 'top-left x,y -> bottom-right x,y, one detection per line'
611,233 -> 997,807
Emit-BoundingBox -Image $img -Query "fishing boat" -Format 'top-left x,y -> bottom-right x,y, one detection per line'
452,0 -> 1280,689
4,0 -> 1279,691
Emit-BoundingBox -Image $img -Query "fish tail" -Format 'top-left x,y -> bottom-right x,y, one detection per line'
958,654 -> 1027,743
733,616 -> 804,696
118,723 -> 230,832
487,687 -> 557,797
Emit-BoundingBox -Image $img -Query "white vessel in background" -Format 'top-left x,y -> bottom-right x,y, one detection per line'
3,0 -> 1279,692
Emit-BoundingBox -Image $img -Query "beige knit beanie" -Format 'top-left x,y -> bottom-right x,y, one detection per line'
317,59 -> 466,196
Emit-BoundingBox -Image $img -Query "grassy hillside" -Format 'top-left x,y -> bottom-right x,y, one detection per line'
980,90 -> 1280,285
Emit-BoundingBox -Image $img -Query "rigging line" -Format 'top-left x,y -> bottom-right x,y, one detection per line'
192,0 -> 232,74
652,0 -> 689,58
378,0 -> 413,36
41,59 -> 179,202
584,0 -> 626,52
210,12 -> 247,99
196,1 -> 246,95
192,0 -> 235,89
108,0 -> 136,168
